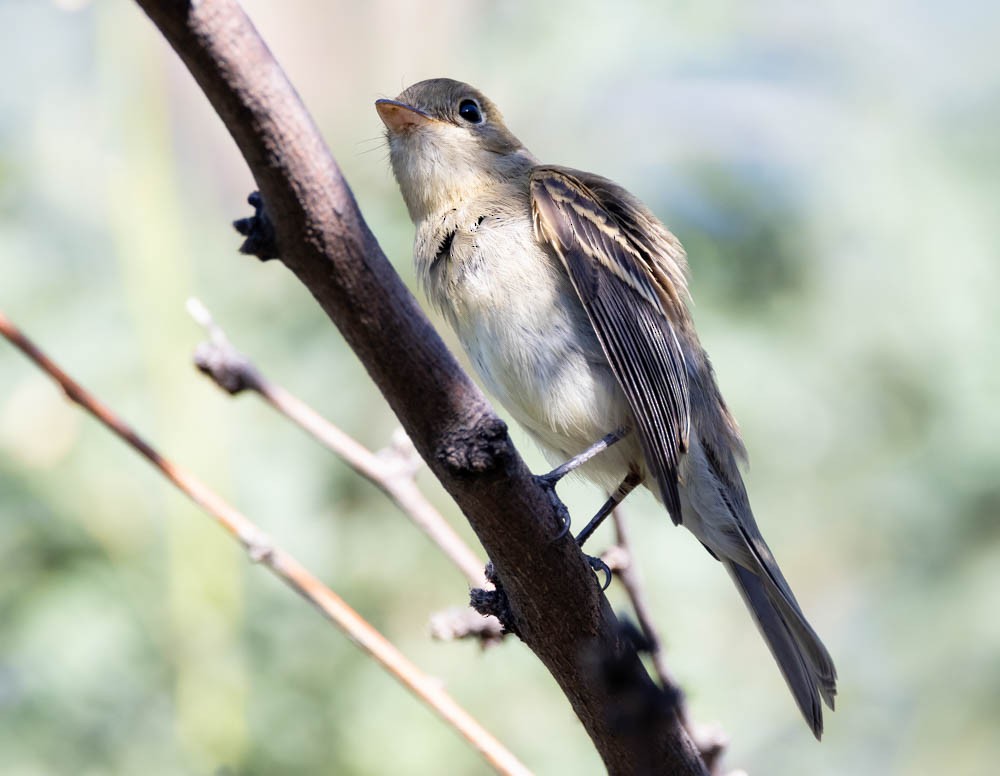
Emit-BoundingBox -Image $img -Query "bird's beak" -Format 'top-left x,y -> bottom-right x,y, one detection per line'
375,99 -> 436,134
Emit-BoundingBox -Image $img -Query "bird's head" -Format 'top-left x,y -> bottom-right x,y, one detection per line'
376,78 -> 534,222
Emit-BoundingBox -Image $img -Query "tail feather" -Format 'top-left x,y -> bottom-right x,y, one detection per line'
725,560 -> 837,738
673,432 -> 836,734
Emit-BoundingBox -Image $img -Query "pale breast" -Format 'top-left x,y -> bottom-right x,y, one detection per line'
415,201 -> 639,490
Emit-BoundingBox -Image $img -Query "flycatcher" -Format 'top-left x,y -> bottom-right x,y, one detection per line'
377,78 -> 837,737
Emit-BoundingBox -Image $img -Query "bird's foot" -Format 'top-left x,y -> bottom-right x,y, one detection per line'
586,553 -> 613,590
534,473 -> 572,541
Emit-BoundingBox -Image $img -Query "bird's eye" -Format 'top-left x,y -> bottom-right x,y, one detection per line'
458,99 -> 483,124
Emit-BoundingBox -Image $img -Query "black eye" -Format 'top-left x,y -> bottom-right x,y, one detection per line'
458,98 -> 483,124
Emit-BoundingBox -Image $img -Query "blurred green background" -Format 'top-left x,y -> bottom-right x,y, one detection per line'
1,1 -> 998,774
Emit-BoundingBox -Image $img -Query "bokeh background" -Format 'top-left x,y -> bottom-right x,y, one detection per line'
1,1 -> 998,774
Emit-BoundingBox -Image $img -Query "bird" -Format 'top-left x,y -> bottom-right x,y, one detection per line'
376,78 -> 837,738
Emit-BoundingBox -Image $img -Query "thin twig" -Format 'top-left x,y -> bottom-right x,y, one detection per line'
187,298 -> 488,589
0,309 -> 530,776
610,507 -> 729,774
429,606 -> 505,647
609,508 -> 683,699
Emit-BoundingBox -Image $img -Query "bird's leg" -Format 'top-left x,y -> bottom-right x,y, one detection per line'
577,471 -> 644,547
577,471 -> 644,590
539,427 -> 630,485
540,427 -> 631,540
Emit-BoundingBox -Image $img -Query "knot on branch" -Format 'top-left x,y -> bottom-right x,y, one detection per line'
436,414 -> 511,477
193,340 -> 262,395
470,562 -> 520,639
234,191 -> 280,260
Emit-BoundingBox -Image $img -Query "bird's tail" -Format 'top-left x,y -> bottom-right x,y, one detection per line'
724,557 -> 838,738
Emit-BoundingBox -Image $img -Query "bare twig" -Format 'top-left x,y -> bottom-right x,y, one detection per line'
429,606 -> 505,647
188,298 -> 488,588
0,309 -> 530,776
609,508 -> 684,701
610,508 -> 729,774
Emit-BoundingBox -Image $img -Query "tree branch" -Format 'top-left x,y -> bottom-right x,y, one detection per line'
187,297 -> 489,589
609,509 -> 729,774
132,2 -> 707,772
0,309 -> 529,776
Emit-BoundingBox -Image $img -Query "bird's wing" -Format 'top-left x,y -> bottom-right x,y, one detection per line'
530,165 -> 691,523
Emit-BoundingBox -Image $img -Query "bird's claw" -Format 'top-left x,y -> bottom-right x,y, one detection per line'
552,511 -> 571,542
535,474 -> 572,542
587,554 -> 613,590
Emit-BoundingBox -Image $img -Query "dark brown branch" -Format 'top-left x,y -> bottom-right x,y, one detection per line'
133,2 -> 707,772
609,510 -> 729,774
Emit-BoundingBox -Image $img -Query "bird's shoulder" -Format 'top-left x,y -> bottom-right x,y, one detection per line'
529,164 -> 691,321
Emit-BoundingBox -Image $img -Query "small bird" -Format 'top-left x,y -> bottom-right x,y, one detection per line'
376,78 -> 837,737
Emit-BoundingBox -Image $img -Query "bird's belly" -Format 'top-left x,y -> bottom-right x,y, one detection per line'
447,243 -> 639,491
463,314 -> 616,444
469,320 -> 640,490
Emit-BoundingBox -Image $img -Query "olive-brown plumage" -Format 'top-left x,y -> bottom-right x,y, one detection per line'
377,78 -> 837,737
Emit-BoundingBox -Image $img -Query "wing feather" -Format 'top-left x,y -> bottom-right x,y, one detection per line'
530,166 -> 691,523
